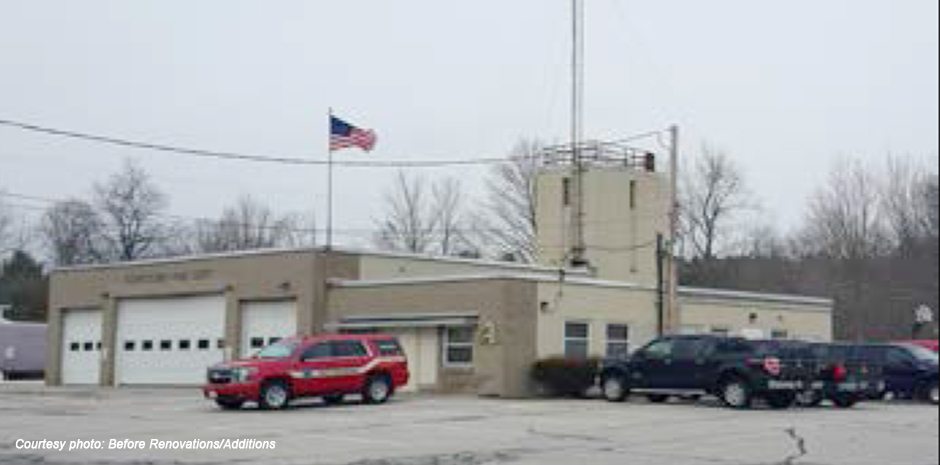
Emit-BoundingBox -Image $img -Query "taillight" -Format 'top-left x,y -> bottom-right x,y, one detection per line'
832,364 -> 848,382
763,357 -> 782,376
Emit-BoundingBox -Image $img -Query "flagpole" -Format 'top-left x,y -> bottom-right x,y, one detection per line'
327,107 -> 334,251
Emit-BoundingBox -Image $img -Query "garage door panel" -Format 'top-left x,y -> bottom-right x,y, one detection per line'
240,300 -> 297,358
116,295 -> 225,385
61,309 -> 102,385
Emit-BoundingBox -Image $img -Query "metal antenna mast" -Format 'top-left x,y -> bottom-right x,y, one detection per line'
569,0 -> 587,267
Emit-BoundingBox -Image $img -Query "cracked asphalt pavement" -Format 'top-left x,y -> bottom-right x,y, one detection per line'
0,383 -> 936,465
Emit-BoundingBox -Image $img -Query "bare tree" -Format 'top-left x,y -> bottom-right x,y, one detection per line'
881,157 -> 937,254
40,199 -> 105,266
0,196 -> 15,255
432,177 -> 469,256
474,140 -> 541,262
800,158 -> 888,260
195,195 -> 306,253
93,160 -> 169,261
374,171 -> 439,253
680,146 -> 751,261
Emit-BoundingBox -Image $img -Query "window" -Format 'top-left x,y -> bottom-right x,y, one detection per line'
83,342 -> 94,351
178,339 -> 191,350
95,341 -> 102,351
642,339 -> 674,360
160,340 -> 172,351
673,338 -> 710,360
332,341 -> 368,358
444,327 -> 475,367
217,339 -> 226,349
606,324 -> 630,358
564,322 -> 590,359
142,340 -> 154,351
197,339 -> 210,350
300,343 -> 332,361
123,341 -> 135,351
70,342 -> 80,352
771,329 -> 789,340
268,337 -> 282,345
375,339 -> 404,356
250,337 -> 265,349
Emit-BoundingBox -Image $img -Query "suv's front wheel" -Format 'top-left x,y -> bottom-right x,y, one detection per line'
363,375 -> 392,404
259,380 -> 291,410
719,377 -> 753,409
602,375 -> 629,402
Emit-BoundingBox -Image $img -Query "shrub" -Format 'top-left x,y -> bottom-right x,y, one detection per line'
531,357 -> 601,398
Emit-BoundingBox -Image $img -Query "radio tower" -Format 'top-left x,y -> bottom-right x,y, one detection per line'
569,0 -> 588,267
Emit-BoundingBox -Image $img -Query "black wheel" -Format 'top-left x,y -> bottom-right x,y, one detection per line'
924,382 -> 939,405
602,375 -> 629,402
831,394 -> 859,409
796,390 -> 824,408
259,380 -> 291,410
647,394 -> 670,404
323,394 -> 345,406
719,378 -> 753,409
362,375 -> 392,404
766,392 -> 796,410
214,398 -> 245,410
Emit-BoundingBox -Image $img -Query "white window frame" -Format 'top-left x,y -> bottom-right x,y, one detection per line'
605,323 -> 631,358
564,321 -> 591,359
442,326 -> 475,368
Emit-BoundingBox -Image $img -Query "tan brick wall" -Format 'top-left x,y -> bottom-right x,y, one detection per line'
45,250 -> 359,386
327,279 -> 539,398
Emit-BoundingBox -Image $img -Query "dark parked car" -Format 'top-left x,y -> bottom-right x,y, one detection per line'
797,342 -> 885,408
599,335 -> 818,409
855,343 -> 938,405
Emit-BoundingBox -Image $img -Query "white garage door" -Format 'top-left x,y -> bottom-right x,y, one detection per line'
61,308 -> 102,385
240,300 -> 297,358
115,295 -> 226,385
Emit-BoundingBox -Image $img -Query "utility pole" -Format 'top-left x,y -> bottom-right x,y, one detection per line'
569,0 -> 587,267
665,125 -> 680,333
656,233 -> 665,336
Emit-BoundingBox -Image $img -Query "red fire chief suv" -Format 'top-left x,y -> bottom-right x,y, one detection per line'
203,334 -> 410,410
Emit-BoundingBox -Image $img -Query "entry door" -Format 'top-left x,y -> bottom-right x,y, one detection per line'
115,295 -> 226,385
384,328 -> 438,392
61,309 -> 102,385
240,300 -> 297,358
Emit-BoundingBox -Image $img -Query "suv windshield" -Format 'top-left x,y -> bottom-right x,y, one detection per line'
254,340 -> 298,359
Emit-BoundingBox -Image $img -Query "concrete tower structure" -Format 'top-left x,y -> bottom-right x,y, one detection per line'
535,145 -> 671,287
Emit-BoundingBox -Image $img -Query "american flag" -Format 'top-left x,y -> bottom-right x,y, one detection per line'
330,115 -> 377,152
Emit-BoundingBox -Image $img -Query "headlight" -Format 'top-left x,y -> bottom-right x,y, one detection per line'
231,367 -> 258,383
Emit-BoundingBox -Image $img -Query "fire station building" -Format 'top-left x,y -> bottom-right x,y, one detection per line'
46,154 -> 832,397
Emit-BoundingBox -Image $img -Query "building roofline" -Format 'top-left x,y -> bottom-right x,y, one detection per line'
329,274 -> 833,309
678,286 -> 833,307
50,245 -> 587,276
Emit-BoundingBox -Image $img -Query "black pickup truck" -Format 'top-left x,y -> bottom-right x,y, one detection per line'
600,335 -> 819,409
796,342 -> 886,408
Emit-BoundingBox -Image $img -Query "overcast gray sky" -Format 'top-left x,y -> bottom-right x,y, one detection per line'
1,0 -> 937,248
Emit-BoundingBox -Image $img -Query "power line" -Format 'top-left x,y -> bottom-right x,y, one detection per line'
0,117 -> 667,168
0,190 -> 661,252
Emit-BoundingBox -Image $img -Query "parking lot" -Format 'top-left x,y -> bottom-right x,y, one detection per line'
0,383 -> 937,465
